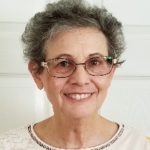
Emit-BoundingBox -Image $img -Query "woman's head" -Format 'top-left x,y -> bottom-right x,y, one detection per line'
23,0 -> 125,118
22,0 -> 125,74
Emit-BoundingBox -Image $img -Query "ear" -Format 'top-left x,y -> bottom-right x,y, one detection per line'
28,62 -> 43,90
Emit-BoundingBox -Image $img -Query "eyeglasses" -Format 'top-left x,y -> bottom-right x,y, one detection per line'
41,55 -> 117,78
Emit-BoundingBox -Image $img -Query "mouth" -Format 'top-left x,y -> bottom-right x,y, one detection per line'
64,93 -> 93,101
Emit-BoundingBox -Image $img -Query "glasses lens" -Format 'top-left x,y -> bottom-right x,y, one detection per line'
86,56 -> 113,76
47,58 -> 75,77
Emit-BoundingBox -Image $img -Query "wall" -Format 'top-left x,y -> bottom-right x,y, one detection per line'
0,0 -> 150,134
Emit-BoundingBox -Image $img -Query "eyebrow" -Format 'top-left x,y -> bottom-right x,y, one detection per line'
88,53 -> 106,58
55,53 -> 73,58
46,54 -> 73,61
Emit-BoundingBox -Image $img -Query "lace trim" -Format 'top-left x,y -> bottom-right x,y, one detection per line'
28,124 -> 124,150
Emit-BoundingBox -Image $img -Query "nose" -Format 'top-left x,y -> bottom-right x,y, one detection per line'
68,65 -> 90,86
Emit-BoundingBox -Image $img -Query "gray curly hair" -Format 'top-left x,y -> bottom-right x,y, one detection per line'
22,0 -> 125,73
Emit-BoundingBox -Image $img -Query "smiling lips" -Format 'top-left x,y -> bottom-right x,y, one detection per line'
65,93 -> 93,101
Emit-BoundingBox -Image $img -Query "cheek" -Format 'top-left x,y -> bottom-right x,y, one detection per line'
94,77 -> 112,108
94,76 -> 112,91
44,77 -> 67,103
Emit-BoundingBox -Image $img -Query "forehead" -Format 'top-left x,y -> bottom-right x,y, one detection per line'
45,27 -> 108,59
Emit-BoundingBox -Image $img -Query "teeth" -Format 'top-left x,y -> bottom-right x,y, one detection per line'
67,94 -> 91,100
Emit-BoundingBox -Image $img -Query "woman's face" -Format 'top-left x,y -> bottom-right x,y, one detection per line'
31,27 -> 115,119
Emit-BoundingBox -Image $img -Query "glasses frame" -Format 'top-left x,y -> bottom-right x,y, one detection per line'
41,56 -> 118,78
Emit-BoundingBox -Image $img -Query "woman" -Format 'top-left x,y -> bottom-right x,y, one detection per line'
0,0 -> 149,149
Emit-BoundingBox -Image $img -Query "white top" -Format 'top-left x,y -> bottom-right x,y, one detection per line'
0,123 -> 149,150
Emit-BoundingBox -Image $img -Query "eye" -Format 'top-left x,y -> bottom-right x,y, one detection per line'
55,58 -> 73,68
88,57 -> 103,66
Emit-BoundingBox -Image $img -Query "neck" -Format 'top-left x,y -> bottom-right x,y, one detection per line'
52,114 -> 102,148
36,114 -> 118,149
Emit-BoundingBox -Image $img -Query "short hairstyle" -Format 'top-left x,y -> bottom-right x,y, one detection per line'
22,0 -> 125,73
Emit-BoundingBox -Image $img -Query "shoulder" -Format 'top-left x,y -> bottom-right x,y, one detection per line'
0,125 -> 38,149
0,126 -> 28,138
117,124 -> 150,149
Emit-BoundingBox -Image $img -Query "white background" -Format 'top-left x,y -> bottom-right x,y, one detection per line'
0,0 -> 150,135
